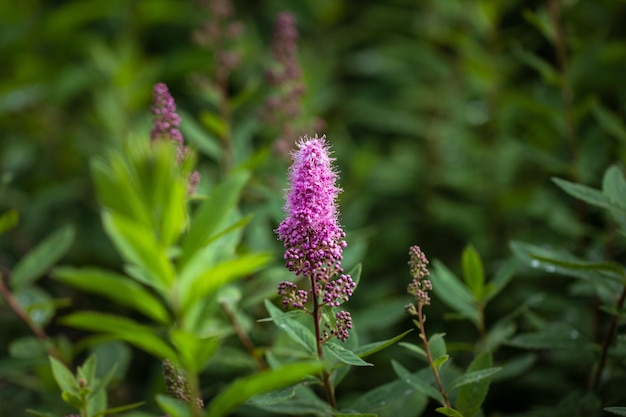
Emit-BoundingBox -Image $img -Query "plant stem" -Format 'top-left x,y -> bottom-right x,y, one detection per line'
220,301 -> 267,370
589,284 -> 626,392
310,274 -> 337,409
0,268 -> 64,363
417,301 -> 451,408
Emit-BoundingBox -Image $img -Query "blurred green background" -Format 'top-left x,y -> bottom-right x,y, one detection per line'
3,0 -> 626,415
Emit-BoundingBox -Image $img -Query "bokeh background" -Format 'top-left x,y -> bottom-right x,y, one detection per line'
3,0 -> 626,415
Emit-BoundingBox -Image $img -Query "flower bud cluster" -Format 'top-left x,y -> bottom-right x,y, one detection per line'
407,245 -> 432,306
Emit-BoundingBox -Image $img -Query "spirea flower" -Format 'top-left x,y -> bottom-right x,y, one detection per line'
407,245 -> 432,306
264,13 -> 326,157
150,82 -> 200,194
276,134 -> 355,340
151,83 -> 183,145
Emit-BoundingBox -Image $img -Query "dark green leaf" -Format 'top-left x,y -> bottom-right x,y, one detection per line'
351,378 -> 428,417
53,267 -> 170,325
354,329 -> 413,359
456,353 -> 497,417
325,342 -> 373,367
435,407 -> 464,417
11,225 -> 75,289
593,102 -> 626,144
205,361 -> 323,417
264,300 -> 317,354
510,241 -> 625,286
9,337 -> 46,359
95,401 -> 146,416
605,407 -> 626,416
553,177 -> 621,212
398,342 -> 426,359
430,261 -> 480,327
391,360 -> 445,405
452,367 -> 501,389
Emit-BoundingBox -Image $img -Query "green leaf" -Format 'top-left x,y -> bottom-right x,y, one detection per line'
399,342 -> 426,359
179,109 -> 222,160
452,366 -> 501,389
248,385 -> 334,416
102,212 -> 175,290
391,360 -> 445,405
593,102 -> 626,144
428,333 -> 448,363
181,253 -> 271,314
430,261 -> 481,327
552,177 -> 621,212
354,329 -> 413,359
435,407 -> 465,417
264,300 -> 317,354
506,323 -> 582,349
484,258 -> 517,302
461,245 -> 484,300
333,414 -> 377,416
53,267 -> 171,325
49,356 -> 77,394
0,209 -> 18,235
325,342 -> 373,367
156,395 -> 193,417
94,401 -> 145,416
180,170 -> 250,268
60,312 -> 178,362
205,361 -> 323,417
11,225 -> 75,289
62,391 -> 85,409
510,241 -> 626,286
170,329 -> 220,373
9,337 -> 46,359
246,386 -> 297,406
603,165 -> 626,209
351,378 -> 428,417
604,407 -> 626,416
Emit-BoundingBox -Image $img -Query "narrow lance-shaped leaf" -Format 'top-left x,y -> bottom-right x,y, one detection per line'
53,267 -> 171,325
11,225 -> 75,289
510,241 -> 626,286
60,312 -> 178,363
180,170 -> 250,268
325,342 -> 373,367
391,360 -> 445,406
430,260 -> 481,327
264,299 -> 317,354
462,244 -> 485,301
456,352 -> 497,417
205,361 -> 324,417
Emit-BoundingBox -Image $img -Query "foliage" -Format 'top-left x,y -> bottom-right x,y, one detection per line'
3,0 -> 626,416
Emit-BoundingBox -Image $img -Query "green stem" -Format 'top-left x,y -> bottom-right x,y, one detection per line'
310,274 -> 337,409
0,268 -> 64,363
418,301 -> 451,408
221,301 -> 267,370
